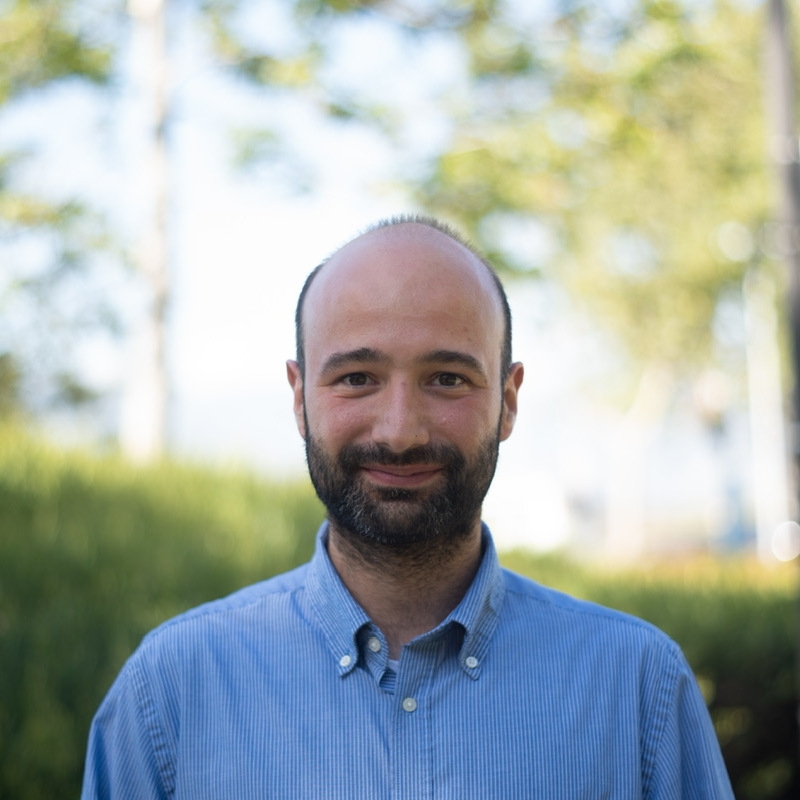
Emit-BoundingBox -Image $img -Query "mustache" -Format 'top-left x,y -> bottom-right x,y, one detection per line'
337,442 -> 464,470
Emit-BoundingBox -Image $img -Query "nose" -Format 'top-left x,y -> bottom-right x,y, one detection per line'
371,380 -> 430,453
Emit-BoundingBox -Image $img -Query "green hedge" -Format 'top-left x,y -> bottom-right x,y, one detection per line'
0,426 -> 797,798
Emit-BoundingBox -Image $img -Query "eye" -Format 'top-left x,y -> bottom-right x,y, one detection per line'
432,372 -> 467,388
340,372 -> 372,387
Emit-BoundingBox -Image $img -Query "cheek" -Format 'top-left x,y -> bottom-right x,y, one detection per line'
304,397 -> 370,444
437,401 -> 500,444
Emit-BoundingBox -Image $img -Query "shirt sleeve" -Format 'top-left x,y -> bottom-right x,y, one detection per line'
642,643 -> 734,800
81,658 -> 173,800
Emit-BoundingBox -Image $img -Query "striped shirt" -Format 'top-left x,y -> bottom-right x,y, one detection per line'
82,524 -> 733,799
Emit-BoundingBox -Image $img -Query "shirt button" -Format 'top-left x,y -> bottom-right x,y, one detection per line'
339,655 -> 352,668
367,637 -> 382,653
402,697 -> 417,713
465,656 -> 479,669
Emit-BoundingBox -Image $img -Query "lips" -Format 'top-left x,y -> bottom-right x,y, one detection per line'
360,463 -> 443,489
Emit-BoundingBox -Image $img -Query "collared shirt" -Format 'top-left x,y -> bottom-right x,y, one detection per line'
82,524 -> 733,799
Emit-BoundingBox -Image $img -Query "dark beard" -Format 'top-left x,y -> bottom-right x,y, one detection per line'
305,430 -> 500,563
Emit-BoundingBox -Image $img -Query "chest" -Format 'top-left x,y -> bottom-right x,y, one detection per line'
170,648 -> 643,800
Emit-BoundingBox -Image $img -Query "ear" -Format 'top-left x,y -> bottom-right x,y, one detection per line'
286,360 -> 307,439
499,362 -> 524,442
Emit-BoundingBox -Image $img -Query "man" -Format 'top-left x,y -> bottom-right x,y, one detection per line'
82,216 -> 733,798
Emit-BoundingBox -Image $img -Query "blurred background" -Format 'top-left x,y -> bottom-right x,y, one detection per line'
1,0 -> 799,797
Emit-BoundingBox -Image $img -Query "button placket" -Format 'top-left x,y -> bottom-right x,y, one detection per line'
390,645 -> 433,798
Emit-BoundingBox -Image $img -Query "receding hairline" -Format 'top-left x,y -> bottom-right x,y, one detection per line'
294,214 -> 513,378
324,215 -> 492,276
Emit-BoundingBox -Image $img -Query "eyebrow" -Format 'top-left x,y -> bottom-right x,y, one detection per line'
319,347 -> 488,381
320,348 -> 389,377
420,349 -> 488,380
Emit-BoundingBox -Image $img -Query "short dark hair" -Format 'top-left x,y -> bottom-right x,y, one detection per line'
294,214 -> 513,381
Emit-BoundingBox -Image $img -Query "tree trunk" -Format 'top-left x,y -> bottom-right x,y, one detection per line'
120,0 -> 171,461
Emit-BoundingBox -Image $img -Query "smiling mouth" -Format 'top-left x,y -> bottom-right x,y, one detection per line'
360,464 -> 443,489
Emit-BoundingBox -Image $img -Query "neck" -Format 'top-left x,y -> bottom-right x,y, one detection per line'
326,522 -> 484,659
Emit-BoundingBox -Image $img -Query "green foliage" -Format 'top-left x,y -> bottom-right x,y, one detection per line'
0,425 -> 323,798
415,0 -> 776,374
0,353 -> 22,417
0,0 -> 117,419
502,550 -> 800,800
0,0 -> 110,103
0,0 -> 111,225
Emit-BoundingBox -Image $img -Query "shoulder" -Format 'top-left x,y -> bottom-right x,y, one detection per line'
130,563 -> 312,667
496,571 -> 732,797
90,563 -> 315,744
499,567 -> 683,661
496,568 -> 696,736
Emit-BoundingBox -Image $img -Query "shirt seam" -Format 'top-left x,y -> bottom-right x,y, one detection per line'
129,658 -> 174,797
141,583 -> 307,646
503,583 -> 671,637
640,644 -> 683,799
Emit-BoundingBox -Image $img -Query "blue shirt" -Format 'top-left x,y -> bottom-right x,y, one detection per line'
82,524 -> 733,799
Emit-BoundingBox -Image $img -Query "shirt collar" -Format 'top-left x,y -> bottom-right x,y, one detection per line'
305,522 -> 506,680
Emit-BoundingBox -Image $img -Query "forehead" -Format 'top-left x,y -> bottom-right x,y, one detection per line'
301,225 -> 505,370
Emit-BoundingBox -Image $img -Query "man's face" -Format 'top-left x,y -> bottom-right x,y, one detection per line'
287,224 -> 523,552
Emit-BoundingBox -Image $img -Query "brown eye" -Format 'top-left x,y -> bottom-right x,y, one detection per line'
433,373 -> 466,387
342,373 -> 370,387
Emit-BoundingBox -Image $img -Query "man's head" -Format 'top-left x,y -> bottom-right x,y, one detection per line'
286,215 -> 524,560
295,216 -> 513,383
